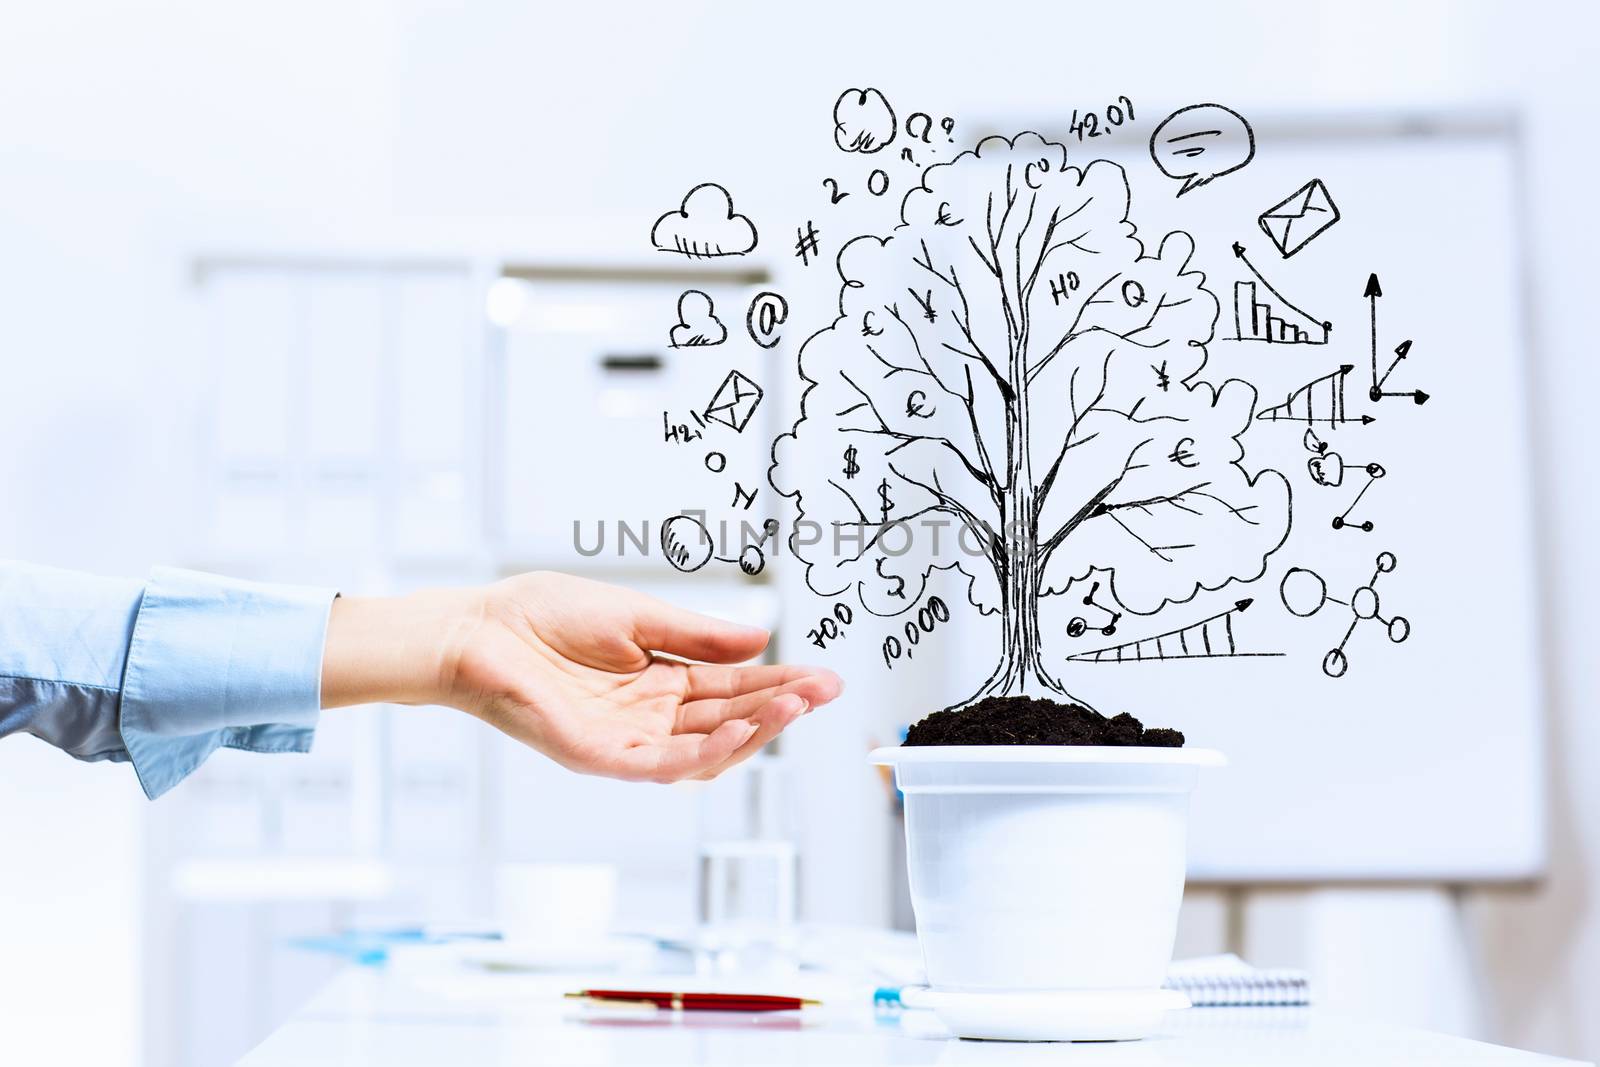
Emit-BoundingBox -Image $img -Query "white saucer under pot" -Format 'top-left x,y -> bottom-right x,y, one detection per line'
869,745 -> 1227,1042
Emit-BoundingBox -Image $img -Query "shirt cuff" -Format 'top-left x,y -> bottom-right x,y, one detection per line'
119,567 -> 339,799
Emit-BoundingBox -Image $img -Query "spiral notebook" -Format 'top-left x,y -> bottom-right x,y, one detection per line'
1163,954 -> 1312,1007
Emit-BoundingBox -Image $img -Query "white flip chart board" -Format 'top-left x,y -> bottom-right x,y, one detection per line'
926,114 -> 1546,881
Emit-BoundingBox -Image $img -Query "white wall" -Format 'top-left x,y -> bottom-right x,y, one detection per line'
1,1 -> 1597,1062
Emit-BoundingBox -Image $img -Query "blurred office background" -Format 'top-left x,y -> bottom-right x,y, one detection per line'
1,2 -> 1597,1063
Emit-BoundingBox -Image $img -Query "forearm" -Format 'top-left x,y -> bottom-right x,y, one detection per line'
320,590 -> 477,709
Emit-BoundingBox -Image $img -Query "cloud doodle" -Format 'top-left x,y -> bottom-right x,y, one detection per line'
651,183 -> 758,257
833,88 -> 897,153
668,289 -> 727,348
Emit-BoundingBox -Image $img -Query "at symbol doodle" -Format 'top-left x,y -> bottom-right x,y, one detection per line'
745,291 -> 788,349
905,390 -> 934,418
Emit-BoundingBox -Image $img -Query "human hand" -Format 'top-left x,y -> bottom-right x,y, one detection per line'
321,572 -> 842,783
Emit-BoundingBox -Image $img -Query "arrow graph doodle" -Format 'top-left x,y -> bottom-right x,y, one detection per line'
1256,364 -> 1374,427
1065,598 -> 1282,662
1279,552 -> 1411,678
1230,242 -> 1331,344
1365,274 -> 1430,405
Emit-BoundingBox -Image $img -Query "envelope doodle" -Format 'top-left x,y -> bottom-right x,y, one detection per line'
703,369 -> 764,433
1257,178 -> 1340,258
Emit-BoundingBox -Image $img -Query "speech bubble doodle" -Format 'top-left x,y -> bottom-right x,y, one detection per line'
1148,103 -> 1255,197
833,88 -> 897,153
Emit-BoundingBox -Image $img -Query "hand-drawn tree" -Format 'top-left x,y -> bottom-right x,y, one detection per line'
770,133 -> 1291,703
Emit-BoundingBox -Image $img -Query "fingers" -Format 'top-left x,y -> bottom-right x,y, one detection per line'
630,594 -> 769,665
674,670 -> 843,734
683,663 -> 841,701
692,692 -> 811,781
614,718 -> 758,784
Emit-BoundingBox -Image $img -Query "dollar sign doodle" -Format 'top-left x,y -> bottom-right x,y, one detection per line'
876,557 -> 907,599
842,445 -> 859,479
878,477 -> 893,522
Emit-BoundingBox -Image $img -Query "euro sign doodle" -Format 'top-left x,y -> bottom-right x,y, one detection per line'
1167,437 -> 1198,467
842,445 -> 859,479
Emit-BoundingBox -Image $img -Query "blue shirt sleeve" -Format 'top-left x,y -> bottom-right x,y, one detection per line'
0,561 -> 338,799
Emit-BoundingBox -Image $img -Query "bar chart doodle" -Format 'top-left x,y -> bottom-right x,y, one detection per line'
1304,429 -> 1387,532
1279,553 -> 1411,678
1257,179 -> 1341,259
1365,274 -> 1431,405
1065,598 -> 1282,662
1230,242 -> 1331,344
1256,364 -> 1374,427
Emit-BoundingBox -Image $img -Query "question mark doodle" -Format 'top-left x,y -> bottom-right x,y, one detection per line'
906,113 -> 933,144
940,116 -> 955,141
901,146 -> 915,164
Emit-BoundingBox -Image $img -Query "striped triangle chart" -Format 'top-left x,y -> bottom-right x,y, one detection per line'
1065,599 -> 1283,663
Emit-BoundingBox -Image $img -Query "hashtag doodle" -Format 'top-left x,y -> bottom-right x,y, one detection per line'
842,445 -> 860,479
794,221 -> 821,267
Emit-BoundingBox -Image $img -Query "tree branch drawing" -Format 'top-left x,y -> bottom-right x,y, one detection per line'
769,133 -> 1291,705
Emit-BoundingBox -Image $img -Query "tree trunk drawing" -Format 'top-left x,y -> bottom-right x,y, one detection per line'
768,134 -> 1293,715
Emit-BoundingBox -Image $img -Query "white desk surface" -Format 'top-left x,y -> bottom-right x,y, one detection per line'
238,963 -> 1584,1066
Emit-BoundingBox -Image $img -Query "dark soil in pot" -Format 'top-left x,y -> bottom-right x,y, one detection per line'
904,695 -> 1184,747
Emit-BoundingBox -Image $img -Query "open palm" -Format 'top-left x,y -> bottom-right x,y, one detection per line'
444,572 -> 842,783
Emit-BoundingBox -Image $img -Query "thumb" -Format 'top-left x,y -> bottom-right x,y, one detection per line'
631,595 -> 769,664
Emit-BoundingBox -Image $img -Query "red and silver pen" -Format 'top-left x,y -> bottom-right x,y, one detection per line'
564,989 -> 820,1012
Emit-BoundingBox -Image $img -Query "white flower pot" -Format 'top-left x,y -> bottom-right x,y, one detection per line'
870,745 -> 1225,1041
